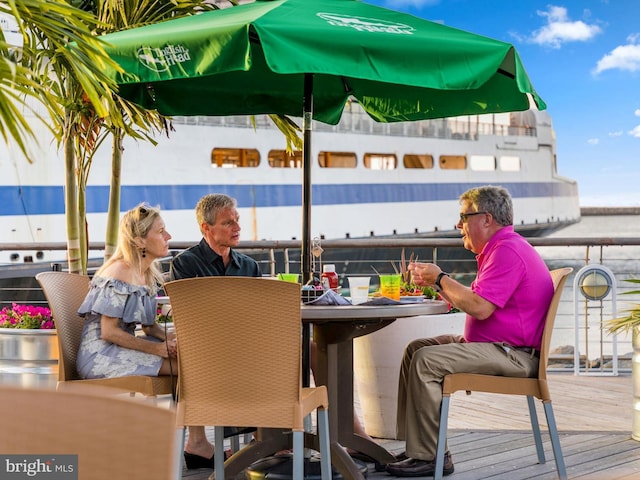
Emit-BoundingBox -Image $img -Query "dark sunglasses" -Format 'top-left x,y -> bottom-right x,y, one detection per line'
459,211 -> 488,223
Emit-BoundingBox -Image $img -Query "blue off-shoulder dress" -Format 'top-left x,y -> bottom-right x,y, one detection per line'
76,276 -> 163,379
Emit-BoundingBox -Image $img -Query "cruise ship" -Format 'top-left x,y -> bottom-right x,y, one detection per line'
0,100 -> 579,267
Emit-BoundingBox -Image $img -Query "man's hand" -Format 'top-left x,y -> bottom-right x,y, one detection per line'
408,262 -> 442,287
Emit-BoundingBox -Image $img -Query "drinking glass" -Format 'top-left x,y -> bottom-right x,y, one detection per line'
348,277 -> 371,305
379,274 -> 402,301
277,273 -> 300,283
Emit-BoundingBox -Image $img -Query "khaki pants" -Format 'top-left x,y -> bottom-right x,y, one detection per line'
396,335 -> 539,460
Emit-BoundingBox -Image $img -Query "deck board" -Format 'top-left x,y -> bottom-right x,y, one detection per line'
447,372 -> 633,432
181,372 -> 640,480
2,368 -> 634,479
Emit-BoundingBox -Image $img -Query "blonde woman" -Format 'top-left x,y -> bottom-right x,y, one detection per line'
76,202 -> 223,470
77,202 -> 176,378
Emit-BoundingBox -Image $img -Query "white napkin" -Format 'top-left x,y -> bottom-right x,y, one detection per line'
304,289 -> 352,305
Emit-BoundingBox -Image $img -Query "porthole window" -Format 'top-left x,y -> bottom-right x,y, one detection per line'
364,153 -> 396,170
211,148 -> 260,168
268,150 -> 302,168
439,155 -> 466,170
404,154 -> 434,169
469,155 -> 496,171
318,151 -> 357,168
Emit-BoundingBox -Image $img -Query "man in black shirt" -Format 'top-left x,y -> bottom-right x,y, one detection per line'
171,193 -> 262,279
171,193 -> 377,468
170,193 -> 261,469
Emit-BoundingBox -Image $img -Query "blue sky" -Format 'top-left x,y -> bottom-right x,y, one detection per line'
366,0 -> 640,206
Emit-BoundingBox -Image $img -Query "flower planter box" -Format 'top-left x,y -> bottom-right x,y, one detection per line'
353,312 -> 465,439
0,328 -> 58,375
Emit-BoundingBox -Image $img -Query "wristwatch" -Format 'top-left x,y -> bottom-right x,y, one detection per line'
434,271 -> 449,292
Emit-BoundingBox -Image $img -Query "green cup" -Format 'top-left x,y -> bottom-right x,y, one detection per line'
277,273 -> 300,283
379,274 -> 402,301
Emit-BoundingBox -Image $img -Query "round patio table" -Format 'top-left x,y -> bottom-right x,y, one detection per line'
301,300 -> 450,480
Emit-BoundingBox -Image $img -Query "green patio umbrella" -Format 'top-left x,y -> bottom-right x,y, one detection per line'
95,0 -> 546,282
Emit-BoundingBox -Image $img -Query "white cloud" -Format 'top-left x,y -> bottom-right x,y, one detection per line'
587,138 -> 600,145
529,6 -> 602,48
594,35 -> 640,74
608,131 -> 623,137
629,125 -> 640,138
635,109 -> 640,116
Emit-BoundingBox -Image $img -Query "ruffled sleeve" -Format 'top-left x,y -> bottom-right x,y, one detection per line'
78,276 -> 157,326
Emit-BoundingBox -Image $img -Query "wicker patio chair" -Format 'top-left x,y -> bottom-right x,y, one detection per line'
0,384 -> 181,479
434,267 -> 572,480
164,276 -> 332,480
36,271 -> 175,397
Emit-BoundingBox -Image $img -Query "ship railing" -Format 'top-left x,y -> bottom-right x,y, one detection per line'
3,235 -> 640,285
171,109 -> 536,140
0,236 -> 636,373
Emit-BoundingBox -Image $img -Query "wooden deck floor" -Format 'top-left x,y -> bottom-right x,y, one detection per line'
3,369 -> 634,479
447,372 -> 633,433
182,372 -> 640,480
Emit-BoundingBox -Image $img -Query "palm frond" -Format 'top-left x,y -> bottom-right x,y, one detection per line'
268,114 -> 303,152
606,278 -> 640,335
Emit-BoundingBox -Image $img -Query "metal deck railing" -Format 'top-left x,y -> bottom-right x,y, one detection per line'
1,236 -> 637,373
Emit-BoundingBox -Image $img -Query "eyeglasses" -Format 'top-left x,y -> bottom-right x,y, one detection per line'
459,211 -> 488,223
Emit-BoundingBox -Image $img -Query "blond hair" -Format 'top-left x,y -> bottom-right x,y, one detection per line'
96,203 -> 164,294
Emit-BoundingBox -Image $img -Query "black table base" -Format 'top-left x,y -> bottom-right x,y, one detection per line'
246,454 -> 368,480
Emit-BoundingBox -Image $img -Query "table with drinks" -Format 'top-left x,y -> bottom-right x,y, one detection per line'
301,300 -> 449,480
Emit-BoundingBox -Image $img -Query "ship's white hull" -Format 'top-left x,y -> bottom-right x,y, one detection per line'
0,105 -> 580,265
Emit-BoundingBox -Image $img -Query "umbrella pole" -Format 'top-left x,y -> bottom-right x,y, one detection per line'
302,74 -> 313,390
302,74 -> 313,285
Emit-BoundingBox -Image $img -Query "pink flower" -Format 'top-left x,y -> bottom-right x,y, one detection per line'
0,304 -> 54,329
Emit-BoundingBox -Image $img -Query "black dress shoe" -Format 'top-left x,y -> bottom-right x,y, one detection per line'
394,451 -> 408,461
385,452 -> 454,477
183,452 -> 214,470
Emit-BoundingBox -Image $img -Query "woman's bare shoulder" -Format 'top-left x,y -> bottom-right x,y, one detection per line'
100,260 -> 137,284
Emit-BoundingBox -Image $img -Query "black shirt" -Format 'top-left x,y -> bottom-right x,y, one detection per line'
169,238 -> 262,280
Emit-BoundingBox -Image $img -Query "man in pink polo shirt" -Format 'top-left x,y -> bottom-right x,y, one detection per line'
385,185 -> 553,477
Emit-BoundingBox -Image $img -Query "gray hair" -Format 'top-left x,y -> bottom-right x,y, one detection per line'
459,186 -> 513,226
195,194 -> 237,232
